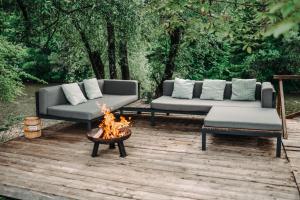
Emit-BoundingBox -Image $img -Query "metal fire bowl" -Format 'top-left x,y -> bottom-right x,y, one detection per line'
87,127 -> 132,144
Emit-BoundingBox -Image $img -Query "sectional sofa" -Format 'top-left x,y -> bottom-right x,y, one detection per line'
151,80 -> 283,157
36,79 -> 138,130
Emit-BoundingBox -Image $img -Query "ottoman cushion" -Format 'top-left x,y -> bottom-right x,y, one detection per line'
204,107 -> 282,131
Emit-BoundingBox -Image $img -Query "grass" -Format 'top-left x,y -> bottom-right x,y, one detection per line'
0,114 -> 24,132
285,94 -> 300,115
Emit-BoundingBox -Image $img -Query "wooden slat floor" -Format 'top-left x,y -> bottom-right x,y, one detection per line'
0,114 -> 300,200
284,118 -> 300,194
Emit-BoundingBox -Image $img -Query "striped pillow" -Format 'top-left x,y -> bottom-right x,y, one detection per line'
200,79 -> 226,101
231,78 -> 256,101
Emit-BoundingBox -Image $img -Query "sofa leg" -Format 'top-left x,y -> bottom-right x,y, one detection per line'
202,130 -> 206,151
151,111 -> 155,126
276,136 -> 282,158
87,122 -> 92,130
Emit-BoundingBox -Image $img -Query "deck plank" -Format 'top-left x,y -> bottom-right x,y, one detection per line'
0,116 -> 299,200
284,118 -> 300,194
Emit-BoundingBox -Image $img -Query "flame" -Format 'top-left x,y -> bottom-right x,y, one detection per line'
98,104 -> 131,139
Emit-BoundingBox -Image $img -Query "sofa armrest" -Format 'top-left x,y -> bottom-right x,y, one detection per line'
103,79 -> 138,96
37,85 -> 68,115
261,82 -> 275,108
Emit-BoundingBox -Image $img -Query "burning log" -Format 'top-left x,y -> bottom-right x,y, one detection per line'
92,104 -> 131,139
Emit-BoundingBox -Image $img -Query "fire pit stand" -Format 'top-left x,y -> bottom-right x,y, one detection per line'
87,128 -> 131,158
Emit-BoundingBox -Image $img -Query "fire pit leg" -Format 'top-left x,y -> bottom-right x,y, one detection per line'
92,142 -> 100,157
117,141 -> 127,157
109,143 -> 116,149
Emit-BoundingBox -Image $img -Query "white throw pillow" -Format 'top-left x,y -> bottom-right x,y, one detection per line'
83,78 -> 103,99
231,78 -> 257,101
62,83 -> 87,105
200,79 -> 226,101
171,78 -> 195,99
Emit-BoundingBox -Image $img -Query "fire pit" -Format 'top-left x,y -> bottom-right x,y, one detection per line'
87,104 -> 132,158
87,127 -> 131,157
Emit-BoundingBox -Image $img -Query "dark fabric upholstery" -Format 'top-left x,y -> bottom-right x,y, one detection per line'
103,80 -> 138,95
261,82 -> 275,108
47,95 -> 138,120
98,79 -> 104,92
38,85 -> 68,114
38,79 -> 137,115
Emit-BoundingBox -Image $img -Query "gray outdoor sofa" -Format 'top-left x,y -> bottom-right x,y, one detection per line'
36,79 -> 138,130
151,80 -> 283,157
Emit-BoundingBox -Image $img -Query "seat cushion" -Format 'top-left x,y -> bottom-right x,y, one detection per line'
204,107 -> 282,130
47,95 -> 138,120
151,96 -> 261,112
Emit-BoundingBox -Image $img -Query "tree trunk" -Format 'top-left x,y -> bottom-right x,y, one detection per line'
155,27 -> 182,97
73,21 -> 105,79
16,0 -> 31,44
119,39 -> 130,80
106,17 -> 117,79
90,51 -> 105,79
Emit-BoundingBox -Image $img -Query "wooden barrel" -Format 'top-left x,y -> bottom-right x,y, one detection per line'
24,117 -> 42,139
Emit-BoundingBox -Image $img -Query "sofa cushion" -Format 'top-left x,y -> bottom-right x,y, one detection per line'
47,95 -> 138,120
103,80 -> 138,95
83,78 -> 103,99
200,79 -> 226,100
261,82 -> 275,108
62,83 -> 87,105
204,106 -> 282,130
231,78 -> 257,101
171,78 -> 195,99
38,85 -> 68,115
151,96 -> 261,112
162,80 -> 262,100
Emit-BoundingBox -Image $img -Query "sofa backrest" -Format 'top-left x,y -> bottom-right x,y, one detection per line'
163,80 -> 262,100
38,80 -> 104,115
103,79 -> 138,95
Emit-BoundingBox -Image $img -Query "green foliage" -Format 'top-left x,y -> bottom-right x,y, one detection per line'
145,0 -> 300,92
264,0 -> 300,37
0,37 -> 26,102
0,114 -> 23,132
0,0 -> 300,98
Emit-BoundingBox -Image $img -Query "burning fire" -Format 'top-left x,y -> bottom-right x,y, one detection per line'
94,104 -> 131,139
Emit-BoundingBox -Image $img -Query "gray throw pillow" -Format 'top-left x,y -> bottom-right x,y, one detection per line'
171,78 -> 195,99
83,78 -> 103,99
231,78 -> 256,101
200,79 -> 226,101
62,83 -> 87,105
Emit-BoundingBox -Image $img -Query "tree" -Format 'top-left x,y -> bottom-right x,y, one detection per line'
106,16 -> 117,79
264,0 -> 300,38
72,19 -> 105,79
52,0 -> 107,79
16,0 -> 32,45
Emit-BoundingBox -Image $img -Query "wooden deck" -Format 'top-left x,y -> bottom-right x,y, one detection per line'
0,114 -> 300,200
284,118 -> 300,194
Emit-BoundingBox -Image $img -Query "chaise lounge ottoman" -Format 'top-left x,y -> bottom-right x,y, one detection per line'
201,106 -> 283,157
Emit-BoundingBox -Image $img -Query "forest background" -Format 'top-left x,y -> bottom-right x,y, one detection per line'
0,0 -> 300,129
